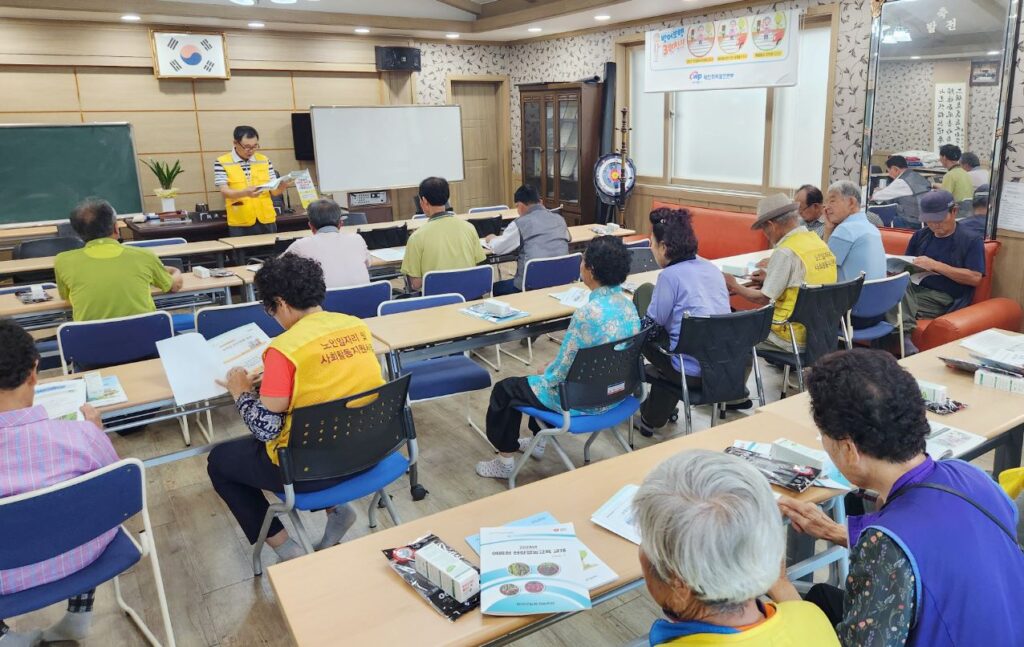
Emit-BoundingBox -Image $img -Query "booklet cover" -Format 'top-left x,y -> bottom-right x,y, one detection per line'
34,373 -> 129,421
479,523 -> 592,616
926,420 -> 985,460
591,484 -> 642,545
382,533 -> 480,622
466,512 -> 617,591
157,322 -> 271,406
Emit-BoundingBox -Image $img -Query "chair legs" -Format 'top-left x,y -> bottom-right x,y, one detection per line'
114,531 -> 176,646
498,337 -> 533,366
177,413 -> 190,447
752,348 -> 767,407
897,303 -> 906,359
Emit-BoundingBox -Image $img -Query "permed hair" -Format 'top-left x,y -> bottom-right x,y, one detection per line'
649,207 -> 698,262
0,319 -> 40,390
255,253 -> 326,315
583,235 -> 631,286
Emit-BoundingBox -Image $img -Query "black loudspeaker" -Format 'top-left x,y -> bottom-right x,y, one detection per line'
375,46 -> 421,72
291,113 -> 314,162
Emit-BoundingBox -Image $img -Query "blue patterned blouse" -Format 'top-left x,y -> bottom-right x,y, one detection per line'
528,285 -> 641,413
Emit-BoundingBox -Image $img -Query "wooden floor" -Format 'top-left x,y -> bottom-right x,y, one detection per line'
8,316 -> 995,646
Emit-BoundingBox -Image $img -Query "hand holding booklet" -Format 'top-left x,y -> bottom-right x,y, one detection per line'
157,323 -> 271,406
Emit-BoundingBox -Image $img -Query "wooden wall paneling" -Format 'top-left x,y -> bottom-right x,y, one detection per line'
0,20 -> 152,67
0,112 -> 82,124
87,111 -> 201,154
193,71 -> 294,111
992,230 -> 1024,310
381,71 -> 415,105
197,110 -> 294,152
76,67 -> 195,111
291,72 -> 382,109
227,32 -> 380,69
0,66 -> 80,112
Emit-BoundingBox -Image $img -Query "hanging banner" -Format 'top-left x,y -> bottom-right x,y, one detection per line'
644,10 -> 800,92
292,169 -> 319,209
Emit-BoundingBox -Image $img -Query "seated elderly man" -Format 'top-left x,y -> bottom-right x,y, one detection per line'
822,180 -> 885,282
634,449 -> 839,645
891,189 -> 985,354
284,198 -> 370,288
772,349 -> 1024,646
795,184 -> 826,237
723,193 -> 837,354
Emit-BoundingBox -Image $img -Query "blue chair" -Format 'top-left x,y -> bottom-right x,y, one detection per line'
502,253 -> 583,365
196,302 -> 284,339
422,267 -> 498,370
867,203 -> 900,228
378,294 -> 492,439
510,327 -> 650,488
468,204 -> 509,214
252,375 -> 415,575
123,237 -> 187,248
0,459 -> 174,646
845,272 -> 911,358
324,281 -> 392,319
629,247 -> 659,274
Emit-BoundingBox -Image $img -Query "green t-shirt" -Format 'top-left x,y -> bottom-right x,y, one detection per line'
400,213 -> 487,278
55,238 -> 174,321
942,166 -> 974,202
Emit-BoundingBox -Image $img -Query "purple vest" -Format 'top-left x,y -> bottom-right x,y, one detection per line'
859,459 -> 1024,647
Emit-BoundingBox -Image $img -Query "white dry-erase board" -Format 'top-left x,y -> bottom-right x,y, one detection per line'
310,105 -> 465,193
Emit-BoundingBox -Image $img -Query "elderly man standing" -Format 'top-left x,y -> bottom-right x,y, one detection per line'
634,449 -> 839,645
723,194 -> 837,353
893,189 -> 985,354
795,184 -> 826,237
822,181 -> 886,282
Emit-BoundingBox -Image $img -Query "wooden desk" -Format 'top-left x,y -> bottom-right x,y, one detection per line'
267,412 -> 839,647
125,211 -> 309,242
0,225 -> 58,246
0,240 -> 234,278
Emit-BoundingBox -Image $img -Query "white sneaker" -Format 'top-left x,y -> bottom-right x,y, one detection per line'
475,457 -> 514,479
518,436 -> 547,459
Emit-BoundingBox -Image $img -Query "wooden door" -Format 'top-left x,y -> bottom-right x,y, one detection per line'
450,80 -> 505,211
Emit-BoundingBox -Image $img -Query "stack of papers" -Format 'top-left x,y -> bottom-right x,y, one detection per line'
370,247 -> 406,262
549,286 -> 589,308
479,523 -> 592,615
927,421 -> 985,459
960,330 -> 1024,373
157,323 -> 271,406
461,304 -> 529,324
466,512 -> 617,591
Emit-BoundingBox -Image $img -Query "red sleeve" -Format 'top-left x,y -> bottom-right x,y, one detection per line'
259,348 -> 296,399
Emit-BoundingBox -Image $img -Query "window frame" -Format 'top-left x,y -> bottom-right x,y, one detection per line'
620,8 -> 838,196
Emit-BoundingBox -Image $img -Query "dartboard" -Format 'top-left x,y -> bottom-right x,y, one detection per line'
594,154 -> 636,204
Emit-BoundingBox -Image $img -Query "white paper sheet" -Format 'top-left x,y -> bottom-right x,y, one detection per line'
998,182 -> 1024,233
926,420 -> 985,460
591,484 -> 642,545
157,333 -> 228,406
210,323 -> 270,374
34,380 -> 87,421
960,329 -> 1021,356
549,287 -> 589,308
370,247 -> 406,262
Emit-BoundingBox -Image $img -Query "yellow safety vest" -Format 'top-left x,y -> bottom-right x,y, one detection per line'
264,311 -> 385,465
217,151 -> 278,227
773,230 -> 837,346
657,601 -> 840,645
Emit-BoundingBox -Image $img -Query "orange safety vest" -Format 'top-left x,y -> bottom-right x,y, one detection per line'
217,151 -> 278,227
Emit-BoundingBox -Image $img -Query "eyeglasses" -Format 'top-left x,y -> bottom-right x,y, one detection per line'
236,142 -> 260,152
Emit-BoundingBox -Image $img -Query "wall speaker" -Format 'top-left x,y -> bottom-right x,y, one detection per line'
375,46 -> 421,72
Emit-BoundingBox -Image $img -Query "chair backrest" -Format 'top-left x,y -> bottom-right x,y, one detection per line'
788,275 -> 865,366
162,257 -> 184,273
280,375 -> 412,483
411,214 -> 428,220
0,283 -> 55,296
196,302 -> 283,339
13,236 -> 83,259
378,293 -> 464,316
341,211 -> 368,226
358,224 -> 408,250
273,237 -> 294,255
123,237 -> 187,248
629,247 -> 659,274
0,459 -> 144,570
57,311 -> 174,373
560,327 -> 650,411
867,203 -> 900,228
468,205 -> 510,215
324,281 -> 392,319
522,253 -> 582,291
467,215 -> 504,238
56,222 -> 79,239
623,237 -> 651,249
675,305 -> 775,404
852,272 -> 911,320
422,266 -> 493,302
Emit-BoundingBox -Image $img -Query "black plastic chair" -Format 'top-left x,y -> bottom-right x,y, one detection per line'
758,275 -> 865,396
252,374 -> 414,575
357,224 -> 409,250
511,327 -> 650,488
341,211 -> 368,226
648,305 -> 774,435
13,236 -> 84,284
629,247 -> 659,274
467,215 -> 504,238
272,238 -> 293,256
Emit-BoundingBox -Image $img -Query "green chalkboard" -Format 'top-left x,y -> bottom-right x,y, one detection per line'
0,123 -> 143,225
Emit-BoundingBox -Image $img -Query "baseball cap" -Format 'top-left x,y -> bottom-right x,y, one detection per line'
919,190 -> 955,222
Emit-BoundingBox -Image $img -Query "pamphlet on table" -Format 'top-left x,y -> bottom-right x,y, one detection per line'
926,421 -> 985,459
461,301 -> 530,325
960,329 -> 1024,373
370,247 -> 406,263
34,372 -> 128,421
157,323 -> 271,406
549,286 -> 589,309
591,484 -> 642,544
479,523 -> 592,616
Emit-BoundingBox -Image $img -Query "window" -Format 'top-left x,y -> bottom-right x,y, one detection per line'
625,16 -> 834,193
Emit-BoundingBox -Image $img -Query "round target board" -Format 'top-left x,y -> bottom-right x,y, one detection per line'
594,154 -> 637,204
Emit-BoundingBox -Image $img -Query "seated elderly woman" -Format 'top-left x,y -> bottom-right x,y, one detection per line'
207,254 -> 385,562
475,236 -> 640,480
634,449 -> 838,645
772,349 -> 1024,646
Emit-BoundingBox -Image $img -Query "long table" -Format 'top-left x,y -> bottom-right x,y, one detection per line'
0,240 -> 233,279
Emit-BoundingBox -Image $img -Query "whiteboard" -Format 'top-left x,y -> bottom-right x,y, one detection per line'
311,105 -> 465,193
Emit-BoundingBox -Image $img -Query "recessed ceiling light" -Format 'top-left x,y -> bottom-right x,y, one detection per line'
230,0 -> 255,5
121,14 -> 141,21
248,21 -> 265,28
354,27 -> 370,34
988,50 -> 1001,55
527,27 -> 542,33
445,33 -> 460,39
595,15 -> 611,21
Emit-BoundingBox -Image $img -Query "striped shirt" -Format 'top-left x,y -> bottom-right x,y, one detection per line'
0,405 -> 119,594
213,149 -> 278,187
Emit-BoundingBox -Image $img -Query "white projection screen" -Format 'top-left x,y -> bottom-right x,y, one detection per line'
310,105 -> 465,193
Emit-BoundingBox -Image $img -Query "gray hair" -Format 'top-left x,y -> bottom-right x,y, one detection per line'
767,210 -> 799,227
633,449 -> 784,611
827,180 -> 862,207
306,198 -> 343,230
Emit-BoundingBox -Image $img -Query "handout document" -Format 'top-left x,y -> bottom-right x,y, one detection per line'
591,484 -> 641,544
253,171 -> 300,193
34,373 -> 129,421
960,329 -> 1024,371
157,323 -> 271,406
370,247 -> 406,262
926,420 -> 985,459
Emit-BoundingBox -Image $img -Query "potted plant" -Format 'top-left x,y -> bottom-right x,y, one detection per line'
143,159 -> 185,212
